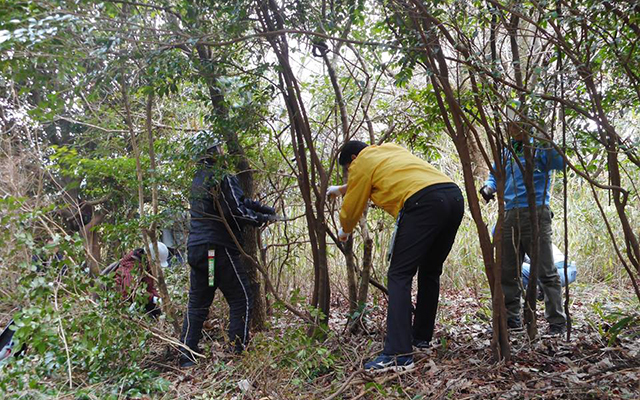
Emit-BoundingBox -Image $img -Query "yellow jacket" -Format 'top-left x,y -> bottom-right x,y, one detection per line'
339,143 -> 453,233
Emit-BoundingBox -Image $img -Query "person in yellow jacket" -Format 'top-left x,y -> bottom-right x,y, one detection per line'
328,141 -> 464,373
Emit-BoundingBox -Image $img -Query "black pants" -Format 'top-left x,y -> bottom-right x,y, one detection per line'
180,244 -> 254,356
383,183 -> 464,355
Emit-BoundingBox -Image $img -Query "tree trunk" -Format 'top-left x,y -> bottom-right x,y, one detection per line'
120,79 -> 181,334
81,210 -> 104,276
506,13 -> 540,339
195,44 -> 267,330
393,0 -> 512,360
343,236 -> 359,314
468,126 -> 489,179
321,37 -> 357,315
257,0 -> 331,332
350,212 -> 373,334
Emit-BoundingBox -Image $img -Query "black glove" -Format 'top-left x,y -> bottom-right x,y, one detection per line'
479,185 -> 496,203
261,205 -> 276,215
243,198 -> 276,215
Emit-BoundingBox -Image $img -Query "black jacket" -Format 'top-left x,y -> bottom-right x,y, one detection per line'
188,166 -> 274,249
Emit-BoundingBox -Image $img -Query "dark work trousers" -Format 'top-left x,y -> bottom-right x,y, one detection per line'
180,243 -> 254,357
383,183 -> 464,356
502,206 -> 566,325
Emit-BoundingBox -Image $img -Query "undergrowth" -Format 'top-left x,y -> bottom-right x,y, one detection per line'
0,225 -> 170,399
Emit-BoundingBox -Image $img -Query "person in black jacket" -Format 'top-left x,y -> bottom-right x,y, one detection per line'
179,135 -> 277,368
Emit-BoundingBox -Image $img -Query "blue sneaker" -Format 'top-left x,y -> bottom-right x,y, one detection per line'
364,354 -> 414,373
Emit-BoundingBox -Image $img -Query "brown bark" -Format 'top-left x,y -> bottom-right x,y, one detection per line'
343,237 -> 359,314
392,0 -> 511,361
506,13 -> 539,339
194,44 -> 267,330
321,44 -> 358,314
468,127 -> 489,179
353,47 -> 377,333
120,79 -> 181,334
257,0 -> 331,330
81,208 -> 104,276
143,93 -> 180,334
358,219 -> 374,306
557,13 -> 573,338
349,213 -> 374,334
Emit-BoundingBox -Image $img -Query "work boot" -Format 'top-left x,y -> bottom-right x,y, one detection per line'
178,346 -> 200,368
225,343 -> 244,356
547,323 -> 566,336
507,317 -> 523,331
179,354 -> 196,368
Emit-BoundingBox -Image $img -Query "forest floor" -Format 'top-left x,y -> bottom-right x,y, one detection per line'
145,284 -> 639,399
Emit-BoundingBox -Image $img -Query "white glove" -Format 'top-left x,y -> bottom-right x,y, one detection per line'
338,228 -> 350,242
326,185 -> 342,200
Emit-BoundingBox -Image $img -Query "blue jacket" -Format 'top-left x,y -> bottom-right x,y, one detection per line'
485,141 -> 564,210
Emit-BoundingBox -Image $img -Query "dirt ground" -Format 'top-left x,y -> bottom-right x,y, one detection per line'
145,284 -> 639,399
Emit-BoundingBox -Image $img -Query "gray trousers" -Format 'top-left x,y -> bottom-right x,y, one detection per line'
502,206 -> 566,326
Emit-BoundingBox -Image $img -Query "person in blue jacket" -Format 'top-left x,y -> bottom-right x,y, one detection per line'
480,114 -> 567,335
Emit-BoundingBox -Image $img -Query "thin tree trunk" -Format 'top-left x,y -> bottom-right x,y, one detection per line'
507,12 -> 540,339
257,0 -> 331,331
120,80 -> 180,334
195,44 -> 267,330
82,211 -> 103,276
321,43 -> 358,314
397,0 -> 511,360
142,93 -> 179,333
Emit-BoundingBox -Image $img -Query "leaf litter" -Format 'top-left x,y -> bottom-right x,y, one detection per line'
141,283 -> 639,399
